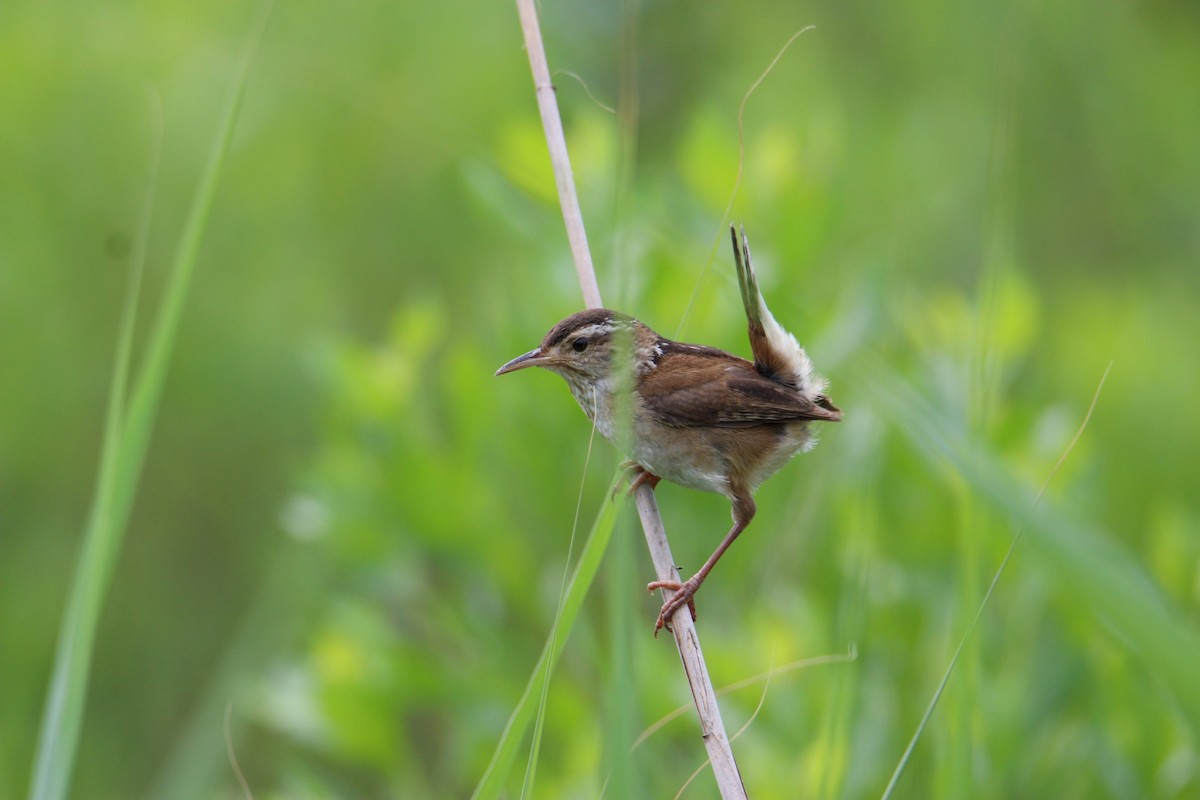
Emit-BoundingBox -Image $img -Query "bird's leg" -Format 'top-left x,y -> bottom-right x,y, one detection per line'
648,491 -> 756,636
615,460 -> 661,499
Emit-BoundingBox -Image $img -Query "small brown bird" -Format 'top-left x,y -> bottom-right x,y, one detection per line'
497,226 -> 842,634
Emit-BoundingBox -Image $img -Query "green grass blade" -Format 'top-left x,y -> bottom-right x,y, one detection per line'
28,90 -> 163,800
28,8 -> 270,799
473,477 -> 623,800
105,88 -> 163,482
521,428 -> 602,798
855,358 -> 1200,742
602,517 -> 639,798
881,365 -> 1111,799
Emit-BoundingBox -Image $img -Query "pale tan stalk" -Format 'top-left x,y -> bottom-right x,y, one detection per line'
513,0 -> 602,309
513,1 -> 748,796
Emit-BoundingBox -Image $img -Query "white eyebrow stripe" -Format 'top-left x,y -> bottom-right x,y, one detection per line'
570,320 -> 634,340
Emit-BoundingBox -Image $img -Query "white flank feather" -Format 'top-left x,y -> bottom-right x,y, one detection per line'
756,292 -> 826,402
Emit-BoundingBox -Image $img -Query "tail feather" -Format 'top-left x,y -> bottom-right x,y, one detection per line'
730,225 -> 825,401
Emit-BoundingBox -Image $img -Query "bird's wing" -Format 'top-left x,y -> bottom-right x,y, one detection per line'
641,355 -> 842,428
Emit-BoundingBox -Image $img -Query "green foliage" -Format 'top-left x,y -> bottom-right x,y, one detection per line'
3,0 -> 1199,798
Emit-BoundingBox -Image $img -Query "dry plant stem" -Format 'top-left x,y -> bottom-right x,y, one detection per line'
514,0 -> 602,309
635,486 -> 748,798
513,0 -> 747,796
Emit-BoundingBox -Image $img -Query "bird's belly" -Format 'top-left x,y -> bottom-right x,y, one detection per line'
631,436 -> 731,496
630,421 -> 814,499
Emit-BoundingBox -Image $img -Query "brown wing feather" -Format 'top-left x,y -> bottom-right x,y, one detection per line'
640,347 -> 842,428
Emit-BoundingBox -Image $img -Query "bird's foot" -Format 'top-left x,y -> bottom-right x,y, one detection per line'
614,461 -> 661,499
646,575 -> 700,637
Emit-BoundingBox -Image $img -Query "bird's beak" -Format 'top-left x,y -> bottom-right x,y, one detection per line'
495,347 -> 551,376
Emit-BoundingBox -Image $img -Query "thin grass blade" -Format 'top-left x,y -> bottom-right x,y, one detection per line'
27,88 -> 163,800
28,7 -> 271,798
854,358 -> 1200,749
473,477 -> 623,800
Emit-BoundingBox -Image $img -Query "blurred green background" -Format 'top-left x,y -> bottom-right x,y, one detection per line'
3,0 -> 1199,797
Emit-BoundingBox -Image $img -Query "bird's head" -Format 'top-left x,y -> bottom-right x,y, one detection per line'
495,308 -> 642,385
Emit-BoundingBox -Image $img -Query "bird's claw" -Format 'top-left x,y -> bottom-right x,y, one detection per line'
613,461 -> 661,500
647,577 -> 699,636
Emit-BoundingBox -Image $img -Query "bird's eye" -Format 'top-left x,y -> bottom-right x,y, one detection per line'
572,337 -> 590,352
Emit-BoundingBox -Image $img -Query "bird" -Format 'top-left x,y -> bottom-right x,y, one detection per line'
496,225 -> 841,634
